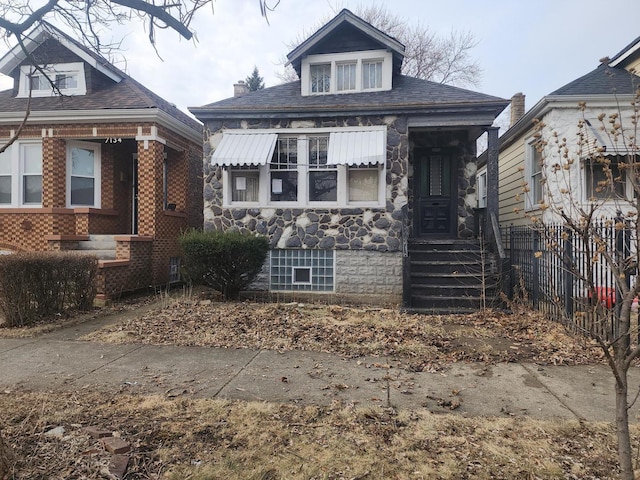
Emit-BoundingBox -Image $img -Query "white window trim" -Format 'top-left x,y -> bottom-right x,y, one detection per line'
524,138 -> 542,211
477,169 -> 487,208
221,127 -> 386,209
66,140 -> 101,208
18,62 -> 87,98
0,139 -> 43,208
301,50 -> 392,96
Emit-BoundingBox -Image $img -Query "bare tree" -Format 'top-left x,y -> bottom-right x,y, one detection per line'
277,4 -> 482,87
522,91 -> 640,478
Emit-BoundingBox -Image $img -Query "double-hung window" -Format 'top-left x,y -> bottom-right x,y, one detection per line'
585,155 -> 629,200
270,137 -> 298,202
362,60 -> 383,90
308,136 -> 337,202
22,144 -> 42,205
0,141 -> 43,207
336,62 -> 356,92
525,140 -> 543,209
231,167 -> 260,202
67,141 -> 101,207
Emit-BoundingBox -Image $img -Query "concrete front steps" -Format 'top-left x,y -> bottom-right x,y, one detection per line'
74,234 -> 117,260
406,239 -> 501,314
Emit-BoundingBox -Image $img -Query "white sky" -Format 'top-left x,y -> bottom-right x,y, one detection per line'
1,0 -> 639,122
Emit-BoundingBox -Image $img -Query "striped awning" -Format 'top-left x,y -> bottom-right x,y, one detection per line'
327,130 -> 386,166
211,133 -> 278,166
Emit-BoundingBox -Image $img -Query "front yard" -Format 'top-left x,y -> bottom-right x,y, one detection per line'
0,290 -> 628,479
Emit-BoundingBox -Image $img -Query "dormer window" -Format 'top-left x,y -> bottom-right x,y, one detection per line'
336,62 -> 356,91
310,64 -> 331,93
18,62 -> 86,97
301,50 -> 392,96
363,61 -> 383,89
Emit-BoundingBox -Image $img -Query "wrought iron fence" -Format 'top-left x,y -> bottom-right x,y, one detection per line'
505,220 -> 637,341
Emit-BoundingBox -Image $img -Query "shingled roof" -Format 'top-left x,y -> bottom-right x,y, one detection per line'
190,75 -> 508,119
0,22 -> 201,135
549,63 -> 640,96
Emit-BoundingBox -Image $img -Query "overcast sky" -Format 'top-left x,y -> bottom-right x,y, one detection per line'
1,0 -> 639,123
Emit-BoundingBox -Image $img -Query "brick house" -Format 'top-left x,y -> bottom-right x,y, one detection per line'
190,9 -> 508,311
0,22 -> 203,300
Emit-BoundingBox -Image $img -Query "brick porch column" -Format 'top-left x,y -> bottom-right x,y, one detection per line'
136,138 -> 165,236
42,137 -> 66,208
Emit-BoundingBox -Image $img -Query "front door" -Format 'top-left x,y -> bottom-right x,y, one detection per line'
414,149 -> 456,237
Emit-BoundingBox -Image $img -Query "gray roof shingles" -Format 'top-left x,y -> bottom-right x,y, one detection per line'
191,75 -> 508,116
549,64 -> 640,96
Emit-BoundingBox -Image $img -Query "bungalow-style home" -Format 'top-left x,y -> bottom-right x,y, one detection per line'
486,36 -> 640,228
0,22 -> 203,301
190,9 -> 509,311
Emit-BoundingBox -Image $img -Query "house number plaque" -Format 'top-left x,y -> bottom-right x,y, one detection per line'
104,137 -> 123,143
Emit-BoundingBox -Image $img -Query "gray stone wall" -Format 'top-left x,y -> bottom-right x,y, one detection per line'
335,250 -> 402,297
203,115 -> 409,252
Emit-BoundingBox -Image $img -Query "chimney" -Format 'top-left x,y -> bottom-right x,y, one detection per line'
510,92 -> 525,127
234,80 -> 249,97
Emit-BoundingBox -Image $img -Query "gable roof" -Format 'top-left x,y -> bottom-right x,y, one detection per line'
0,22 -> 122,82
0,21 -> 201,140
549,63 -> 639,96
286,9 -> 405,76
190,75 -> 508,121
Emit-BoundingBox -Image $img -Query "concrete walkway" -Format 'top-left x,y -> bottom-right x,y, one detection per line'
1,306 -> 639,423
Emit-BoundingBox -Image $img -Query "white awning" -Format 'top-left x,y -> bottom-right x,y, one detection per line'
327,130 -> 386,166
584,119 -> 634,156
211,133 -> 278,166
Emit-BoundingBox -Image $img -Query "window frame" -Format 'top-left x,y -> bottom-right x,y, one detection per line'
336,62 -> 357,92
222,128 -> 386,208
477,169 -> 487,208
301,50 -> 392,96
524,138 -> 543,210
18,62 -> 87,97
584,154 -> 632,202
0,140 -> 43,208
362,60 -> 383,90
66,140 -> 101,208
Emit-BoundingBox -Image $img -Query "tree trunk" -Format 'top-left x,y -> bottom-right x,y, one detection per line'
0,431 -> 13,480
616,367 -> 635,479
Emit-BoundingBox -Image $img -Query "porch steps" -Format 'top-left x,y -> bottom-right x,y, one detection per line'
74,235 -> 117,260
407,239 -> 501,313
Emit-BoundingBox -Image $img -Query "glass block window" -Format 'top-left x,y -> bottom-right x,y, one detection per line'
169,257 -> 181,283
270,249 -> 334,292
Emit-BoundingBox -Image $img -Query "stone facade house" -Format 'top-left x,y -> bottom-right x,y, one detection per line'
0,23 -> 203,300
487,36 -> 640,228
190,9 -> 508,310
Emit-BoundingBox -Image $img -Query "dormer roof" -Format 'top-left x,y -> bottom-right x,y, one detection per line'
286,9 -> 405,77
0,22 -> 122,82
608,35 -> 640,69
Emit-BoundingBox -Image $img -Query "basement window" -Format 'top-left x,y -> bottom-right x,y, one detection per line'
270,249 -> 334,292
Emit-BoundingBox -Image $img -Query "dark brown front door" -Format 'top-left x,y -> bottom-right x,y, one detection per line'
414,149 -> 456,237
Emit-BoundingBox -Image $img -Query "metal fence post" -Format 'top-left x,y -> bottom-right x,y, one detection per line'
563,227 -> 573,318
532,229 -> 540,308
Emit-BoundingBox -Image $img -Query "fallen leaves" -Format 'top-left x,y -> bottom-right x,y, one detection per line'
82,296 -> 604,372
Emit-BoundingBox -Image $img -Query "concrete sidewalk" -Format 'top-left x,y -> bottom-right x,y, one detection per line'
0,308 -> 638,423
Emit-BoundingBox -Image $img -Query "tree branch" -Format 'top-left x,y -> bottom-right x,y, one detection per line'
109,0 -> 193,39
0,0 -> 59,35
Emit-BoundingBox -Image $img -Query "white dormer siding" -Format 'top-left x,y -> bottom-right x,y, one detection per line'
18,62 -> 87,97
300,50 -> 393,96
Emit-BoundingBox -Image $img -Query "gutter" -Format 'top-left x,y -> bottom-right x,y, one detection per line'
0,108 -> 202,144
